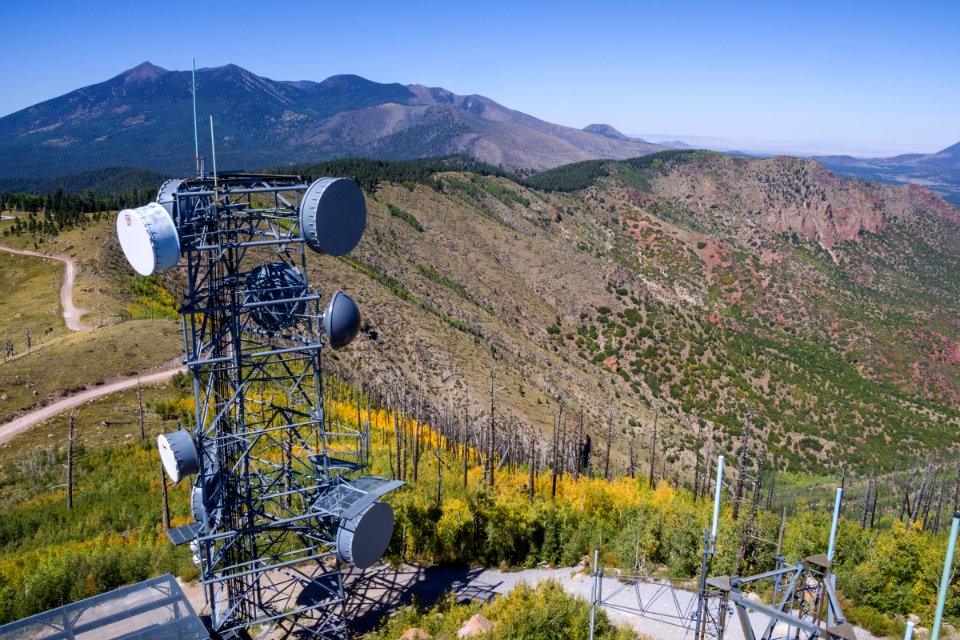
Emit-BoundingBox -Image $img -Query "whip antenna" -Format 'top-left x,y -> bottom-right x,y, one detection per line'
209,115 -> 218,189
192,58 -> 199,177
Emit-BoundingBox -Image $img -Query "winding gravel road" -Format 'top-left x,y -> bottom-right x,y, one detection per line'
0,243 -> 89,331
0,366 -> 185,446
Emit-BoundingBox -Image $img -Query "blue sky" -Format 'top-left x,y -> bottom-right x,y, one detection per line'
3,0 -> 957,156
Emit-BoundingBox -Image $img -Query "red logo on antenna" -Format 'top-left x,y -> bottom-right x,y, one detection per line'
125,214 -> 132,226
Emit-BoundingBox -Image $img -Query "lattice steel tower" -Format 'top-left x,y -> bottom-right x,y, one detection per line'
117,172 -> 400,639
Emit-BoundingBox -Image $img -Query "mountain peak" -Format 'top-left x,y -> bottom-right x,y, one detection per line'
0,62 -> 665,178
320,74 -> 383,89
583,124 -> 628,140
121,62 -> 168,84
939,140 -> 960,156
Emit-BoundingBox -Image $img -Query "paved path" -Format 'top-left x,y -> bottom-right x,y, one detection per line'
0,243 -> 89,331
339,564 -> 882,640
0,367 -> 185,445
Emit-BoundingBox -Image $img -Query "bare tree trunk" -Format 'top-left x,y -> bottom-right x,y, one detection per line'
752,455 -> 764,518
910,461 -> 934,522
557,400 -> 564,474
704,447 -> 714,502
529,431 -> 536,502
731,414 -> 752,522
401,400 -> 408,482
463,410 -> 470,492
411,419 -> 420,484
66,410 -> 77,510
574,408 -> 584,480
357,391 -> 364,464
648,406 -> 659,489
933,480 -> 946,533
137,377 -> 145,440
693,418 -> 703,502
604,407 -> 613,481
861,473 -> 874,529
765,457 -> 776,511
661,441 -> 667,485
435,423 -> 442,507
551,414 -> 559,500
160,462 -> 170,529
488,370 -> 495,489
391,403 -> 400,481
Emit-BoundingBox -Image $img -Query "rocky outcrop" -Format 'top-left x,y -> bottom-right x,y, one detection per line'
654,155 -> 892,248
457,613 -> 494,638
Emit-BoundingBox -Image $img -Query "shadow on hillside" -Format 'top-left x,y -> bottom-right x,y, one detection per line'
344,564 -> 503,634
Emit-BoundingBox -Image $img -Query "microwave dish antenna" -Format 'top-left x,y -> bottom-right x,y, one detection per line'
117,171 -> 398,640
116,202 -> 180,276
300,177 -> 367,256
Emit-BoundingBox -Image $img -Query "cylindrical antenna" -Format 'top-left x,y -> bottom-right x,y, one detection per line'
905,620 -> 915,640
827,487 -> 842,562
192,58 -> 199,177
711,454 -> 724,545
931,512 -> 960,640
209,115 -> 218,189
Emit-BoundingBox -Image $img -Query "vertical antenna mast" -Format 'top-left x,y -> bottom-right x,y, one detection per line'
209,116 -> 218,189
192,59 -> 200,177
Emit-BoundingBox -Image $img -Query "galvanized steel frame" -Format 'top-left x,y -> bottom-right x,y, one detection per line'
174,174 -> 365,639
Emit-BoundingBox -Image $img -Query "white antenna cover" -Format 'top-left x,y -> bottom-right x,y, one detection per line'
335,501 -> 394,569
156,179 -> 184,218
117,202 -> 181,276
158,430 -> 200,483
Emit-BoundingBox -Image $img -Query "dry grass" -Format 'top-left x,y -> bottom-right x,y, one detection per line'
0,380 -> 182,474
0,320 -> 181,424
0,251 -> 69,352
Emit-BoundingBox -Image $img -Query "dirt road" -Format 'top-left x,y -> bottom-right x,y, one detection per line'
0,243 -> 89,331
0,366 -> 185,446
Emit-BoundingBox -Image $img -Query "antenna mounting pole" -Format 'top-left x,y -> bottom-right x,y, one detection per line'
209,116 -> 218,189
192,59 -> 199,177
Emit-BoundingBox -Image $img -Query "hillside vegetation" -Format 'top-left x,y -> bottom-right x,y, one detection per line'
4,151 -> 960,483
0,376 -> 956,637
5,152 -> 960,637
280,152 -> 960,478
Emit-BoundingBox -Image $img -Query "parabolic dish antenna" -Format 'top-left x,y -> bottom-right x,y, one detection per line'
323,290 -> 362,349
299,177 -> 366,256
245,262 -> 308,330
158,430 -> 200,483
116,202 -> 181,276
335,501 -> 394,569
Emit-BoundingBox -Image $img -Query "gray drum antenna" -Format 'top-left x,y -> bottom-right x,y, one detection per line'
300,177 -> 366,256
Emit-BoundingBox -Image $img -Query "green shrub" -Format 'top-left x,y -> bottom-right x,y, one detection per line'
387,203 -> 424,232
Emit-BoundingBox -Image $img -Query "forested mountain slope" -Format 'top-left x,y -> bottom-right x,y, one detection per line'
4,151 -> 960,478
